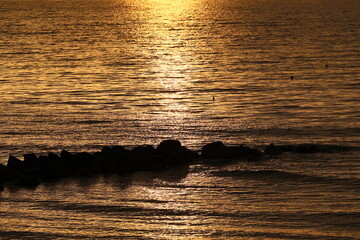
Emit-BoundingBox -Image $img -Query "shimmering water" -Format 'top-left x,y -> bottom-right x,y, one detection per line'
0,0 -> 359,239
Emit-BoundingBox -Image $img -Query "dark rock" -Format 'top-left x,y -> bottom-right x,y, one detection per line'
0,163 -> 23,183
0,164 -> 10,188
14,175 -> 41,189
23,153 -> 42,175
278,145 -> 295,152
72,152 -> 96,173
265,143 -> 283,155
131,145 -> 156,156
23,153 -> 40,167
143,155 -> 167,172
48,152 -> 62,162
59,150 -> 98,175
38,155 -> 67,181
101,146 -> 113,155
156,140 -> 182,156
226,146 -> 263,160
92,153 -> 118,174
0,164 -> 7,182
126,145 -> 158,172
112,145 -> 128,154
201,142 -> 263,162
101,145 -> 128,157
7,155 -> 24,172
201,141 -> 226,158
165,146 -> 199,166
295,144 -> 319,154
60,149 -> 74,166
95,147 -> 130,174
60,149 -> 73,160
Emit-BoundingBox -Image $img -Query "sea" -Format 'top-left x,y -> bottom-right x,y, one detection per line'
0,0 -> 359,238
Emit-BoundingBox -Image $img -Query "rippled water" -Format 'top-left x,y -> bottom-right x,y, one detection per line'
1,0 -> 360,239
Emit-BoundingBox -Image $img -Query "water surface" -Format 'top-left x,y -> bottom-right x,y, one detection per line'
0,0 -> 359,239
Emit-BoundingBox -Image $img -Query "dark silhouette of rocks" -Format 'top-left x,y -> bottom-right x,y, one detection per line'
264,143 -> 283,155
201,141 -> 263,162
0,140 -> 357,190
201,141 -> 225,158
0,164 -> 6,191
156,140 -> 182,156
7,155 -> 24,172
14,175 -> 41,189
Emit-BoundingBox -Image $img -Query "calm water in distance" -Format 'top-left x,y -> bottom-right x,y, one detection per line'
0,0 -> 359,239
0,0 -> 359,157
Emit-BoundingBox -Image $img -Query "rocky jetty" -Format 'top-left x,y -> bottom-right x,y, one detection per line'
0,140 -> 199,190
201,141 -> 264,163
0,140 -> 357,191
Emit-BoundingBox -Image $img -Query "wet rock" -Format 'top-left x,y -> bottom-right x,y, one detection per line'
132,145 -> 156,156
201,141 -> 226,158
165,146 -> 199,166
0,163 -> 23,183
128,145 -> 167,172
143,156 -> 167,172
201,142 -> 263,161
154,140 -> 199,168
0,164 -> 7,182
129,145 -> 158,171
96,146 -> 130,174
264,143 -> 283,155
37,155 -> 67,181
72,152 -> 97,175
22,153 -> 42,175
23,153 -> 40,167
7,155 -> 24,172
101,145 -> 128,157
230,146 -> 264,161
14,175 -> 41,189
295,144 -> 321,154
101,146 -> 113,155
156,140 -> 182,156
60,149 -> 74,166
278,145 -> 295,152
48,152 -> 62,162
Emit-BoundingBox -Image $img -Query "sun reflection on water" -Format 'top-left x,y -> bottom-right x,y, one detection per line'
127,0 -> 203,129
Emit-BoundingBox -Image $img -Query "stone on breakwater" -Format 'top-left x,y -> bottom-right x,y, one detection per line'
201,141 -> 225,158
264,143 -> 283,155
7,155 -> 24,172
38,155 -> 68,181
156,140 -> 199,166
14,175 -> 41,189
156,140 -> 182,156
201,142 -> 263,161
0,162 -> 24,183
96,146 -> 130,174
129,145 -> 165,172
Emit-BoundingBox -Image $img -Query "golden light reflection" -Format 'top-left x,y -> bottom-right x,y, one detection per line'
133,0 -> 200,118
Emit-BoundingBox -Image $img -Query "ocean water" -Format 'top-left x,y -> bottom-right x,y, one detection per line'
0,0 -> 359,239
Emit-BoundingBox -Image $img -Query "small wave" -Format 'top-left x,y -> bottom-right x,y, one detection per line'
73,120 -> 113,125
212,170 -> 360,185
